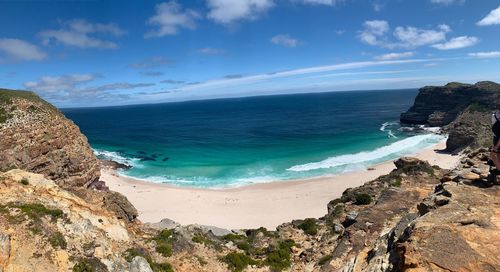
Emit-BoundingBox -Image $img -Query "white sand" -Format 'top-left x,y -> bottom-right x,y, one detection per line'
102,141 -> 460,230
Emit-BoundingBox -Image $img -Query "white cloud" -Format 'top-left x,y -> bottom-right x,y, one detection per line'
430,0 -> 465,5
298,0 -> 339,5
198,47 -> 225,55
359,21 -> 476,50
24,74 -> 98,93
477,6 -> 500,26
206,0 -> 274,24
432,36 -> 479,50
145,1 -> 200,38
130,57 -> 171,69
270,34 -> 299,47
0,38 -> 47,61
393,25 -> 449,47
468,51 -> 500,58
374,52 -> 415,60
39,19 -> 125,49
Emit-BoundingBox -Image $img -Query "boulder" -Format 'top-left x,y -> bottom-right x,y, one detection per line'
129,256 -> 153,272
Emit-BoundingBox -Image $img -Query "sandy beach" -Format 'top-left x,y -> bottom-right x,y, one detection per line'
102,140 -> 460,230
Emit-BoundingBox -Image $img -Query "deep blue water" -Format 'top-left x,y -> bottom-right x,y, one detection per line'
63,90 -> 443,188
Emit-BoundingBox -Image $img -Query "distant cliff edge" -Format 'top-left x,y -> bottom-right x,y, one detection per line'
401,81 -> 500,152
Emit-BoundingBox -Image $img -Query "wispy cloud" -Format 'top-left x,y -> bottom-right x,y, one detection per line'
198,47 -> 225,55
0,38 -> 47,61
39,19 -> 125,49
477,6 -> 500,26
468,51 -> 500,59
296,0 -> 341,5
430,0 -> 465,5
24,74 -> 99,93
432,36 -> 479,50
161,79 -> 185,84
206,0 -> 274,24
374,52 -> 415,61
130,57 -> 172,69
270,34 -> 300,48
141,71 -> 165,77
145,1 -> 200,38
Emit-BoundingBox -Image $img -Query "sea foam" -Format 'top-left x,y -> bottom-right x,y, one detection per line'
287,134 -> 445,172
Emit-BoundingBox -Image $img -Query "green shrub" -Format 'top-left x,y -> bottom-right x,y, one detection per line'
355,193 -> 372,205
13,203 -> 63,221
48,231 -> 67,249
155,242 -> 172,257
222,252 -> 257,272
298,218 -> 319,235
20,178 -> 29,185
72,260 -> 93,272
265,240 -> 295,272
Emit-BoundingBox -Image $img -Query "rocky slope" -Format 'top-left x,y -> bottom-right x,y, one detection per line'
0,89 -> 100,189
401,81 -> 500,152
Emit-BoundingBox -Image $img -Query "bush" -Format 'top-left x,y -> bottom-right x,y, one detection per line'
14,203 -> 64,221
265,240 -> 295,272
222,252 -> 257,272
298,218 -> 319,235
153,229 -> 175,257
20,178 -> 29,185
72,260 -> 93,272
48,231 -> 67,249
318,254 -> 333,266
355,193 -> 372,205
155,242 -> 172,257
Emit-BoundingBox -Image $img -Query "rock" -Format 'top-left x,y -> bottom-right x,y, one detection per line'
332,223 -> 344,234
342,211 -> 358,227
103,192 -> 138,222
148,218 -> 180,230
198,225 -> 232,237
129,256 -> 153,272
461,172 -> 480,180
0,89 -> 100,189
0,233 -> 10,268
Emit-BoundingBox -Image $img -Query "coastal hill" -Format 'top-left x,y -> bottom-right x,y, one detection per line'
0,84 -> 499,271
401,81 -> 500,152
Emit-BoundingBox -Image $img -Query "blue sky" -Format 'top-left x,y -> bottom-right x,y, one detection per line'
1,0 -> 500,107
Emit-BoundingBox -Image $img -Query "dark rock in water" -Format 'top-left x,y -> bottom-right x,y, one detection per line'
151,154 -> 158,158
139,156 -> 156,162
137,151 -> 147,155
162,157 -> 169,162
100,160 -> 132,170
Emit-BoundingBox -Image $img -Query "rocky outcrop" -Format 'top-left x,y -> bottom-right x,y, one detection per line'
401,81 -> 500,152
0,89 -> 100,189
400,81 -> 500,126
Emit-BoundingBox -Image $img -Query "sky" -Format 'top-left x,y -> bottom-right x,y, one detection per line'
1,0 -> 500,108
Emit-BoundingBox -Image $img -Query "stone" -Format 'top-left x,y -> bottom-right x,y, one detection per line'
129,256 -> 153,272
461,172 -> 480,180
148,218 -> 180,230
0,233 -> 10,267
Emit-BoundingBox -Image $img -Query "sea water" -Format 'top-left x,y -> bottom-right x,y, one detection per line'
63,89 -> 444,188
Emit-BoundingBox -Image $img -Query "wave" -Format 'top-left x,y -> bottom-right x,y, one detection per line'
380,121 -> 399,138
93,149 -> 140,167
287,134 -> 445,172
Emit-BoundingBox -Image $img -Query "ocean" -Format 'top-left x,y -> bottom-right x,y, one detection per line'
63,89 -> 444,188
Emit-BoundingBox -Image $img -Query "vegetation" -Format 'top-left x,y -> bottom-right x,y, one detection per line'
0,108 -> 12,123
298,218 -> 319,235
13,203 -> 64,222
399,162 -> 435,176
72,260 -> 93,272
264,240 -> 295,271
20,177 -> 29,185
222,252 -> 258,272
468,102 -> 490,113
354,193 -> 373,205
48,231 -> 67,249
153,229 -> 175,257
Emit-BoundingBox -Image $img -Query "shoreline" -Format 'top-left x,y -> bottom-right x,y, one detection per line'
102,140 -> 460,230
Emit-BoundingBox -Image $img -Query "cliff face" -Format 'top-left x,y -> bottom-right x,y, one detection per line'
0,89 -> 100,188
400,81 -> 500,126
401,81 -> 500,152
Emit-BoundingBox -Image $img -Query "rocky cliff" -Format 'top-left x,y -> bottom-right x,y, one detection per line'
0,89 -> 100,189
400,81 -> 500,152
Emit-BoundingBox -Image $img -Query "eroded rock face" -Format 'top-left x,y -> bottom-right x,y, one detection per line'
400,81 -> 500,126
0,89 -> 100,189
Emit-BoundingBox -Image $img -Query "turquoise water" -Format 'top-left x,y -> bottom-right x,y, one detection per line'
63,90 -> 444,188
